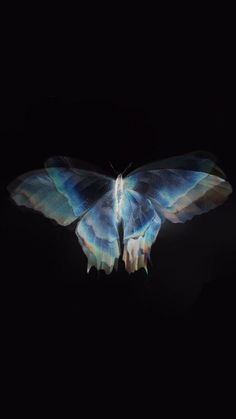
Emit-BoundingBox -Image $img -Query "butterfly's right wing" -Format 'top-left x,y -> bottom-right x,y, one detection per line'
125,152 -> 232,224
8,156 -> 114,227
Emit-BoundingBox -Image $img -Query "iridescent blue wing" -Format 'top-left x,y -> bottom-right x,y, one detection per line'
129,151 -> 225,176
45,156 -> 114,218
8,170 -> 78,226
125,152 -> 232,224
8,156 -> 114,226
76,190 -> 120,274
122,152 -> 232,273
121,189 -> 161,273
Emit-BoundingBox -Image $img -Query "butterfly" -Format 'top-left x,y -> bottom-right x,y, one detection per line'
8,152 -> 232,274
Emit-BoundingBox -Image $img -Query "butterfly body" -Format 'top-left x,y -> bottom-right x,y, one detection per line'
8,152 -> 232,274
114,174 -> 124,222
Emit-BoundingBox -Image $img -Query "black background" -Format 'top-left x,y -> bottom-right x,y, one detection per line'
2,92 -> 235,346
1,35 -> 235,374
0,10 -> 235,414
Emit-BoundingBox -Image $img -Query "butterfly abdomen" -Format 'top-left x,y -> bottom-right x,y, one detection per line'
114,174 -> 124,222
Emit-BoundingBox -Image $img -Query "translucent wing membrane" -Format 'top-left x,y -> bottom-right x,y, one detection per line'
8,157 -> 114,227
122,190 -> 161,273
125,153 -> 232,224
8,170 -> 77,226
76,190 -> 120,274
8,157 -> 118,274
45,156 -> 114,218
129,151 -> 225,177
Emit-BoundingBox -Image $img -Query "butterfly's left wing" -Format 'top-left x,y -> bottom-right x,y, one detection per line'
8,156 -> 114,226
8,157 -> 119,274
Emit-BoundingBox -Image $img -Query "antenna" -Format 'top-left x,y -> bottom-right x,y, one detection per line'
109,161 -> 133,176
109,161 -> 118,175
122,162 -> 133,176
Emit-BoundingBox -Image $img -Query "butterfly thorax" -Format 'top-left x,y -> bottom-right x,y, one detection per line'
114,174 -> 124,222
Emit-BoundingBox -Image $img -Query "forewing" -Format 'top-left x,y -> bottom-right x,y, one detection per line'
45,156 -> 114,217
122,190 -> 161,273
8,170 -> 77,226
125,154 -> 232,223
76,190 -> 120,274
129,151 -> 225,177
8,156 -> 115,226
